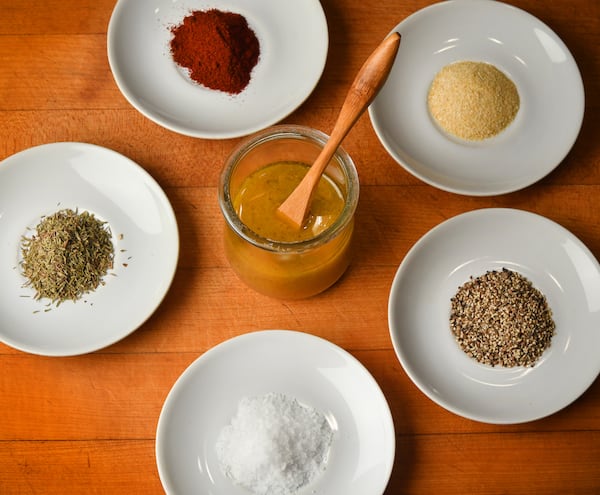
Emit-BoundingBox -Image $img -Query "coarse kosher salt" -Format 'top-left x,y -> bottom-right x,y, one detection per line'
215,392 -> 334,495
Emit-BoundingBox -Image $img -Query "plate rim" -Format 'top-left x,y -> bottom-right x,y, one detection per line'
155,329 -> 396,495
107,0 -> 329,139
388,207 -> 600,423
368,0 -> 585,196
0,141 -> 180,356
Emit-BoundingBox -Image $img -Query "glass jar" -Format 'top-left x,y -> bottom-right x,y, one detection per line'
218,125 -> 359,299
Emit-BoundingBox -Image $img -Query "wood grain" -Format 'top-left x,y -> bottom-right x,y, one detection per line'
1,0 -> 599,493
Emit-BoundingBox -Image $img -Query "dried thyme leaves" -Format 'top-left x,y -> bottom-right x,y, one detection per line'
20,209 -> 114,305
450,268 -> 555,367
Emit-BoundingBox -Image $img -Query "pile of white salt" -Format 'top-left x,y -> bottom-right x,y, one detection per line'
215,392 -> 334,495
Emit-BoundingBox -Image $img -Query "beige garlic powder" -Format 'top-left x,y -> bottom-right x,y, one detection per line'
427,61 -> 520,141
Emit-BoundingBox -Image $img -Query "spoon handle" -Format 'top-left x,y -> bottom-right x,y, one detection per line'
277,32 -> 401,227
329,31 -> 401,149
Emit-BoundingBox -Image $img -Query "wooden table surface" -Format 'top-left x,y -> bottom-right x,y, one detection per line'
1,0 -> 599,493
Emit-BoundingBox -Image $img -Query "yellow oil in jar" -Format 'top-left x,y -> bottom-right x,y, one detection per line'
225,160 -> 353,299
233,161 -> 345,242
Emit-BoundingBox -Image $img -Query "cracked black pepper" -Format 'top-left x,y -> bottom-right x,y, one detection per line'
450,268 -> 555,367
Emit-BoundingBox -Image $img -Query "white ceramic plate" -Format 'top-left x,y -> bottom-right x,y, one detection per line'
107,0 -> 328,139
0,142 -> 179,356
388,208 -> 600,424
369,0 -> 584,196
156,330 -> 395,495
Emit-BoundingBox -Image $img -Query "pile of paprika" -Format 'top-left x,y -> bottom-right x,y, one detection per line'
170,9 -> 260,95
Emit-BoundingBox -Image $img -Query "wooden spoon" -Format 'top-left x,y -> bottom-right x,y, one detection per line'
277,32 -> 401,228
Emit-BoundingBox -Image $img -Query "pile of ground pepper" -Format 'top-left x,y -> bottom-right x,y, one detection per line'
20,208 -> 114,306
428,61 -> 520,141
450,268 -> 555,367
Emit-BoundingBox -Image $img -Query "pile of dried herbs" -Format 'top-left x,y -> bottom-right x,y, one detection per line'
20,208 -> 114,305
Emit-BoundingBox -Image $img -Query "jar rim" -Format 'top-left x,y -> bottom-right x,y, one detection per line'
218,124 -> 360,253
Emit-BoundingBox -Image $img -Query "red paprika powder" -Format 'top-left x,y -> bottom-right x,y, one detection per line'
170,9 -> 260,95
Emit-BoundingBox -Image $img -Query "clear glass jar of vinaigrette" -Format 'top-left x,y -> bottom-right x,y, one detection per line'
218,125 -> 359,299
